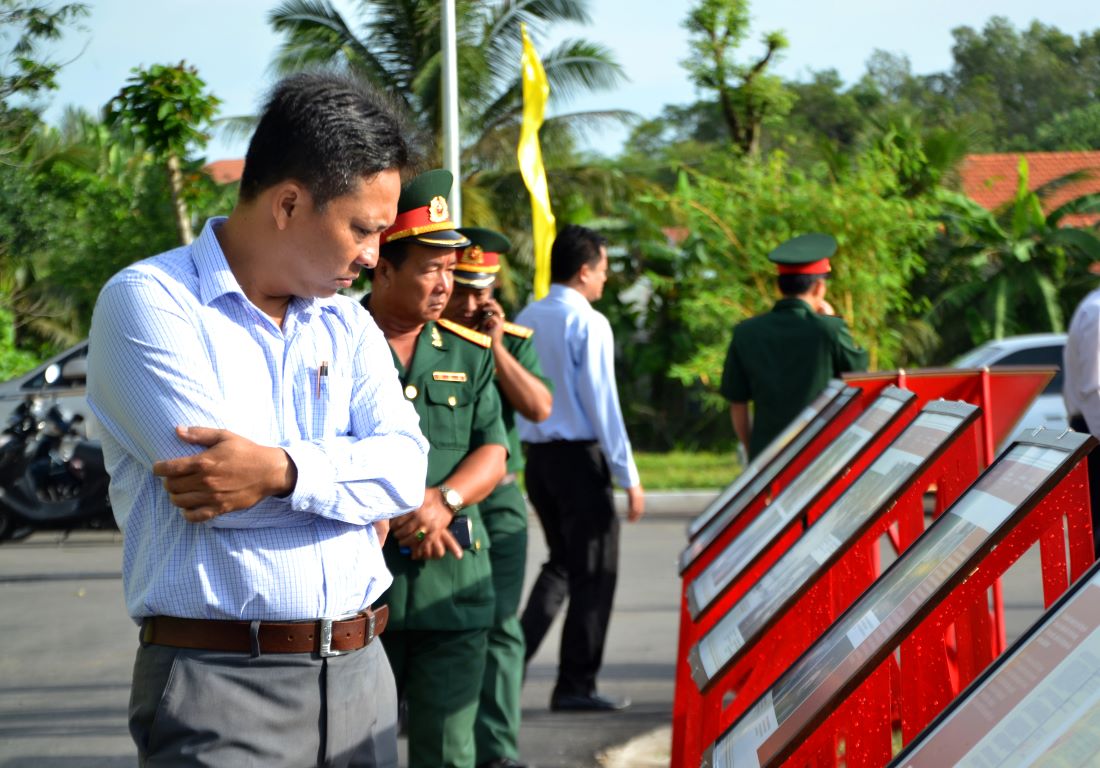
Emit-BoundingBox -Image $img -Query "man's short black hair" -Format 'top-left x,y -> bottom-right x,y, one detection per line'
777,273 -> 826,297
550,224 -> 607,283
239,72 -> 410,208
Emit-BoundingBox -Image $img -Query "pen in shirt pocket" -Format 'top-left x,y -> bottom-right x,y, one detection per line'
316,360 -> 329,399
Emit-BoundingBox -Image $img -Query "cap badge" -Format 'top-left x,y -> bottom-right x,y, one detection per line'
428,196 -> 449,224
465,244 -> 485,265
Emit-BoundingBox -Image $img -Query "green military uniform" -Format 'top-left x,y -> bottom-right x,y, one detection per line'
475,322 -> 550,766
368,306 -> 508,768
720,299 -> 867,457
366,171 -> 509,768
720,233 -> 868,458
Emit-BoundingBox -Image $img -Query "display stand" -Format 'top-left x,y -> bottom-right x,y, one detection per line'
890,559 -> 1100,767
672,387 -> 916,768
681,383 -> 860,572
669,401 -> 982,768
701,429 -> 1095,768
687,387 -> 915,625
688,380 -> 853,540
845,366 -> 1058,653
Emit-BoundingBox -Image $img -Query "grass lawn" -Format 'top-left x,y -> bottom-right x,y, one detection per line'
633,450 -> 741,491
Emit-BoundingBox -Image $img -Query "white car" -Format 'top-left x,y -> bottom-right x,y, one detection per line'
0,340 -> 92,432
951,333 -> 1068,443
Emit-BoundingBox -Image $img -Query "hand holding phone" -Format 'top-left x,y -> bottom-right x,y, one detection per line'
448,515 -> 473,549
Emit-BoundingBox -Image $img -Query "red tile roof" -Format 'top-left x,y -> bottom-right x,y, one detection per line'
961,151 -> 1100,228
204,158 -> 244,185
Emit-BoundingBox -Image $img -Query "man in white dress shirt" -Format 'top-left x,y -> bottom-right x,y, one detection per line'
515,224 -> 645,712
87,73 -> 427,767
1064,286 -> 1100,552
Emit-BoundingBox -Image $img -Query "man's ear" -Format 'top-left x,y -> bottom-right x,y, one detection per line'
270,182 -> 307,231
374,257 -> 394,287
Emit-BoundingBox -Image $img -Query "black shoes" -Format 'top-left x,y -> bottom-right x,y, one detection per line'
549,692 -> 631,712
477,759 -> 528,768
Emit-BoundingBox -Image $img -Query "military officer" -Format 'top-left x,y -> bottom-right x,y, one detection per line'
441,227 -> 553,768
720,233 -> 869,459
363,170 -> 508,768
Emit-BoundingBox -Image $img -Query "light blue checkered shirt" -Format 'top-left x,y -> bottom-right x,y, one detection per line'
88,217 -> 428,622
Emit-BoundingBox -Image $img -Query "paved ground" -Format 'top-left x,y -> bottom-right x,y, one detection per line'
0,492 -> 1056,768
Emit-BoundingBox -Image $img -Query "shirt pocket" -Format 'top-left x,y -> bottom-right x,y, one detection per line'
423,379 -> 474,451
310,373 -> 353,439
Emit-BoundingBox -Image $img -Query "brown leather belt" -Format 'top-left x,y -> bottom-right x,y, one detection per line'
141,606 -> 388,657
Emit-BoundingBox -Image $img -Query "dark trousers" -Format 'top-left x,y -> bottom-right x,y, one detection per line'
1070,415 -> 1100,553
520,441 -> 619,698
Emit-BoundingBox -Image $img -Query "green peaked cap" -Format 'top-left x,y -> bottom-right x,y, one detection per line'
767,232 -> 837,274
381,169 -> 470,248
454,227 -> 511,288
457,227 -> 512,257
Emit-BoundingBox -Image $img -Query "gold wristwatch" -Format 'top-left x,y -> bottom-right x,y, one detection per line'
438,485 -> 465,514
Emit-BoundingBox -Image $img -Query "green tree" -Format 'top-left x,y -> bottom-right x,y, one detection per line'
605,147 -> 939,448
681,0 -> 792,156
0,0 -> 87,149
0,0 -> 86,365
1035,104 -> 1100,151
948,18 -> 1100,150
926,158 -> 1100,356
105,61 -> 221,244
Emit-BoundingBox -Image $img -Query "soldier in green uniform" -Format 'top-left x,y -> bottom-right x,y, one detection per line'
440,227 -> 553,768
720,233 -> 869,459
362,170 -> 509,768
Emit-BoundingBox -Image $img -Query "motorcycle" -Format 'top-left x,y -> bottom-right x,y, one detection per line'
0,361 -> 114,542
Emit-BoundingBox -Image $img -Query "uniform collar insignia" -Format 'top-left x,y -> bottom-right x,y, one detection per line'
431,324 -> 443,348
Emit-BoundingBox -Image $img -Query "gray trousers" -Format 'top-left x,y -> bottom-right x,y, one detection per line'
129,636 -> 398,767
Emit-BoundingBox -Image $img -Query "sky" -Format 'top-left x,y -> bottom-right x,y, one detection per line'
41,0 -> 1100,162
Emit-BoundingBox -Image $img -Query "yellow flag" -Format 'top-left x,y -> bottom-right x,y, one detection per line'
518,24 -> 556,300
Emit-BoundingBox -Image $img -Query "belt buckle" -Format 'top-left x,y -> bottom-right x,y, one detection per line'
319,617 -> 348,658
366,611 -> 377,644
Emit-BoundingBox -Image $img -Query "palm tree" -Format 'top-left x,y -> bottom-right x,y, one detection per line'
266,0 -> 635,291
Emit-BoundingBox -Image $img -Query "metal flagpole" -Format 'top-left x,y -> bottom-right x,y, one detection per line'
441,0 -> 462,225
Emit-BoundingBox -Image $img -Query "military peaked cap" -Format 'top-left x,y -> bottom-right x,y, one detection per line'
454,227 -> 512,288
381,169 -> 470,248
768,233 -> 837,275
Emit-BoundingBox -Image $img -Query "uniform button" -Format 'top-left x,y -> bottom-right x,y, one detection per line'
405,385 -> 418,399
447,395 -> 457,407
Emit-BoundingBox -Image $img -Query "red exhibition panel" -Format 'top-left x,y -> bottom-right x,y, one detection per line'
701,429 -> 1095,768
672,387 -> 918,768
671,401 -> 984,768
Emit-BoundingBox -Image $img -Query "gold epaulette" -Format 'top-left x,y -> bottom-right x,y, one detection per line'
503,321 -> 534,339
437,318 -> 492,348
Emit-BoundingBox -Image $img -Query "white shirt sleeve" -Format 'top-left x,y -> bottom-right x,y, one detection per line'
1066,297 -> 1100,435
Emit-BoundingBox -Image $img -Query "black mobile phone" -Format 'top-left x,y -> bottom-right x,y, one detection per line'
477,308 -> 496,332
448,515 -> 473,549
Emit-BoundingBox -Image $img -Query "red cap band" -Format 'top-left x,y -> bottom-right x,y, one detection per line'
381,199 -> 455,246
777,258 -> 831,275
456,245 -> 501,273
